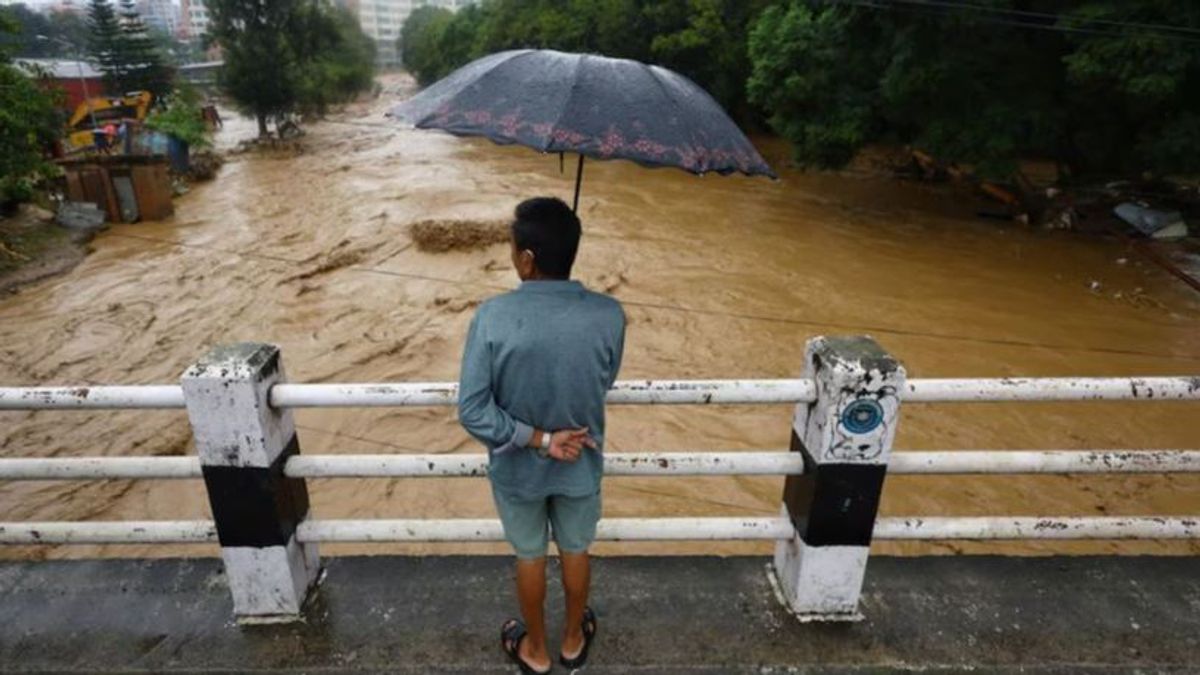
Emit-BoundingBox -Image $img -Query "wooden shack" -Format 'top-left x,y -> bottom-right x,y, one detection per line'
58,155 -> 174,223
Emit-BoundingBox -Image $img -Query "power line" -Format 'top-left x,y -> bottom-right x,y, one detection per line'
883,0 -> 1200,37
831,0 -> 1200,44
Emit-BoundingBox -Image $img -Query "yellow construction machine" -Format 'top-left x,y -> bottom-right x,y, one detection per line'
64,91 -> 153,152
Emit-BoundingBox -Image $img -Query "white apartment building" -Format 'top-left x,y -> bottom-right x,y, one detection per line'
138,0 -> 181,36
358,0 -> 473,68
177,0 -> 209,42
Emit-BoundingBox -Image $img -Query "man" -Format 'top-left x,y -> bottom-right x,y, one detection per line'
458,197 -> 625,674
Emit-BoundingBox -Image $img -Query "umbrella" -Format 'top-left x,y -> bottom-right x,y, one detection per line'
387,49 -> 774,211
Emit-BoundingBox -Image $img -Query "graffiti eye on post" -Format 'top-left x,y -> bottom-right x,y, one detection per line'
841,399 -> 884,435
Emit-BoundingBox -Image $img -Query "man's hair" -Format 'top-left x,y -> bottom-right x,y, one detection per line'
511,197 -> 581,279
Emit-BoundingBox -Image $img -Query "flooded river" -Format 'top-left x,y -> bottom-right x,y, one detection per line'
1,75 -> 1197,559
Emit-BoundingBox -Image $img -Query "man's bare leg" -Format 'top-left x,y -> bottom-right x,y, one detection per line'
515,557 -> 551,670
560,551 -> 590,658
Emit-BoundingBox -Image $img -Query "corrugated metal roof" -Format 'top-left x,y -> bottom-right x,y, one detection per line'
16,58 -> 104,80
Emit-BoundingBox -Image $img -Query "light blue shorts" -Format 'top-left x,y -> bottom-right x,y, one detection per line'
492,489 -> 602,560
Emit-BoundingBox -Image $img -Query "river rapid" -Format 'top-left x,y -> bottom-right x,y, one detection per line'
1,74 -> 1197,559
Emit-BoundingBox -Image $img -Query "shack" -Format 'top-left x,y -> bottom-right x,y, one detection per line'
57,155 -> 174,223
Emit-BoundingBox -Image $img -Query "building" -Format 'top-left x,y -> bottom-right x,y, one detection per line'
177,0 -> 210,42
356,0 -> 474,68
16,58 -> 104,111
138,0 -> 181,36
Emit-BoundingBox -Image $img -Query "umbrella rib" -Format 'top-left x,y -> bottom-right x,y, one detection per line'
543,53 -> 587,155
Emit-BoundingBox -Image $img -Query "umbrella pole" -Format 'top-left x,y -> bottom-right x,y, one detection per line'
572,154 -> 585,213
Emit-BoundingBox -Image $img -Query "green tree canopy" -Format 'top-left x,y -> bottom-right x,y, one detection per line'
208,0 -> 299,136
293,3 -> 376,116
0,4 -> 90,58
210,0 -> 375,136
0,12 -> 62,206
398,0 -> 764,115
748,0 -> 1200,179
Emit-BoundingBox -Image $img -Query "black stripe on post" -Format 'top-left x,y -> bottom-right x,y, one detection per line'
782,429 -> 887,547
201,435 -> 310,548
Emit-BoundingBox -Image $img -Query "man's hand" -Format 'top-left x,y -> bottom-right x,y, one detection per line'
548,427 -> 597,462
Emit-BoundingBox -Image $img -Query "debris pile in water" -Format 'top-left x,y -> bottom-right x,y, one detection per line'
186,151 -> 224,182
409,219 -> 509,253
230,137 -> 305,157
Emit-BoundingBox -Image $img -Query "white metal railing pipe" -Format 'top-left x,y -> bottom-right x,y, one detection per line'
285,451 -> 809,478
0,385 -> 185,410
887,449 -> 1200,474
295,516 -> 1200,543
296,517 -> 795,542
0,520 -> 216,544
268,379 -> 818,407
1,516 -> 1197,544
0,456 -> 203,480
1,377 -> 1197,411
903,377 -> 1200,402
876,516 -> 1200,540
3,450 -> 1200,480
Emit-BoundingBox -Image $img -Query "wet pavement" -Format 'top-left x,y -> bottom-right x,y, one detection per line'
0,554 -> 1197,673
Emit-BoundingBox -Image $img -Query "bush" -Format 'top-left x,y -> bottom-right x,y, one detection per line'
145,85 -> 210,148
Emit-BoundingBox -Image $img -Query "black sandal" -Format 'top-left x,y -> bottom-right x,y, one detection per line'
501,618 -> 551,675
559,606 -> 597,670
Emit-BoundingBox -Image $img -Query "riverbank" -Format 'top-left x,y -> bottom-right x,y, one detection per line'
0,205 -> 90,296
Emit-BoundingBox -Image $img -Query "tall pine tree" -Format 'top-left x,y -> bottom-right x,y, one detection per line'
88,0 -> 171,99
117,0 -> 171,99
87,0 -> 124,96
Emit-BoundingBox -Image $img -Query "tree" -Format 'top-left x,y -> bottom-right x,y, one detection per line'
293,3 -> 376,116
0,13 -> 61,208
400,6 -> 456,85
646,0 -> 771,119
88,0 -> 125,95
209,0 -> 375,136
208,0 -> 298,136
0,4 -> 91,58
116,0 -> 172,98
747,0 -> 1200,180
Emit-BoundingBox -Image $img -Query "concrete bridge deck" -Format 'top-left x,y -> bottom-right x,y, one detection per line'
0,555 -> 1197,673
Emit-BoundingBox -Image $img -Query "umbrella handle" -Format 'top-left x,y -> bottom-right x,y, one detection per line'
573,154 -> 585,213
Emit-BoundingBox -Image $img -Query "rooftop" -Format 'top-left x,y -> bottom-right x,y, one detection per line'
16,58 -> 102,79
1,554 -> 1196,673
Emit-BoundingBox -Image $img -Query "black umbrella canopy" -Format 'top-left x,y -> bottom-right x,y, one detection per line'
388,49 -> 775,182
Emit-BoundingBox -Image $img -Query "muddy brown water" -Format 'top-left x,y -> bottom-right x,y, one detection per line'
1,74 -> 1197,560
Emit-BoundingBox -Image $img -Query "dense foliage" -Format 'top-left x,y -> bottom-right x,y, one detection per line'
145,84 -> 210,148
292,4 -> 377,117
0,13 -> 61,207
208,0 -> 375,135
400,0 -> 1200,181
748,1 -> 1200,179
398,0 -> 767,116
0,3 -> 90,58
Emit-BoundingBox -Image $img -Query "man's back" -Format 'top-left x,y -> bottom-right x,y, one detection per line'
459,279 -> 624,500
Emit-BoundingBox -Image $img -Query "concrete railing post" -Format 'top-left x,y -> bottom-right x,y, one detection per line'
772,335 -> 905,621
181,343 -> 319,623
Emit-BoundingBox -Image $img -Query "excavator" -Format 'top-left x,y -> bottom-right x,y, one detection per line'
63,91 -> 153,153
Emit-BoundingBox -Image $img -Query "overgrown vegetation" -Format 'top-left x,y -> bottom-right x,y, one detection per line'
144,84 -> 211,148
0,13 -> 60,210
208,0 -> 376,136
400,0 -> 1200,182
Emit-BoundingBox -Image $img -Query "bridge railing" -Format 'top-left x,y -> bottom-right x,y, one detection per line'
0,337 -> 1197,623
